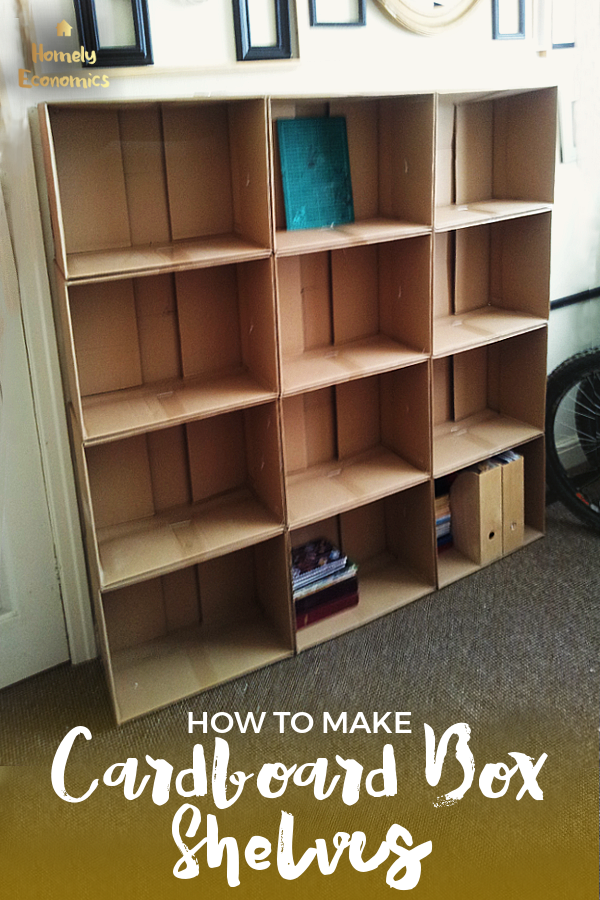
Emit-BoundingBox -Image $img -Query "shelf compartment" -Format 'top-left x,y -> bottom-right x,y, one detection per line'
282,366 -> 430,527
271,95 -> 434,255
436,436 -> 545,587
101,536 -> 294,722
433,215 -> 551,356
79,404 -> 284,590
57,260 -> 278,444
435,88 -> 556,232
291,483 -> 436,651
277,237 -> 430,394
39,100 -> 272,281
432,330 -> 547,477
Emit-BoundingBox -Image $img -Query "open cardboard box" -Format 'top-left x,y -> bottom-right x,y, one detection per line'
435,88 -> 556,231
433,213 -> 551,355
433,329 -> 547,477
282,365 -> 431,527
100,536 -> 294,723
74,403 -> 284,591
291,482 -> 436,651
271,95 -> 434,256
57,259 -> 279,444
277,237 -> 430,394
39,100 -> 272,282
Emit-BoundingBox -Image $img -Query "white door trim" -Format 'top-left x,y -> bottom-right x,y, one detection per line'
3,112 -> 96,665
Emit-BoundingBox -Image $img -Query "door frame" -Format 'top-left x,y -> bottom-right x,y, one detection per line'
2,111 -> 96,666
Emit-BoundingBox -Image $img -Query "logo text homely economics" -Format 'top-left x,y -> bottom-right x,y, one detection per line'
20,42 -> 110,90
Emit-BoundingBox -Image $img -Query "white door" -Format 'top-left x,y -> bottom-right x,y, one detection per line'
0,187 -> 70,688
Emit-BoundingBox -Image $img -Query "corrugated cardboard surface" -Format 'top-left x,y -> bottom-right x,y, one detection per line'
501,454 -> 525,554
163,103 -> 234,241
48,106 -> 131,255
119,106 -> 171,247
69,280 -> 142,396
134,274 -> 180,384
450,464 -> 503,565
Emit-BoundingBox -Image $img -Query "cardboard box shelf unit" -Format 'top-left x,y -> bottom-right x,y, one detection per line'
35,87 -> 556,722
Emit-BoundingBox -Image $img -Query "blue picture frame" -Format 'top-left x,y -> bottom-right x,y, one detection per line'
492,0 -> 525,40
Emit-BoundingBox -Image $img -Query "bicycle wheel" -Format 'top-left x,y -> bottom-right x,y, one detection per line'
546,348 -> 600,529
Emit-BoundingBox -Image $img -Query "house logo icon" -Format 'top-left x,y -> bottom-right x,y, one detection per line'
56,20 -> 73,38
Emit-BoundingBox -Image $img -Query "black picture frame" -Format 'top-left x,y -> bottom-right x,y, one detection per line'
492,0 -> 525,40
309,0 -> 366,27
232,0 -> 292,60
73,0 -> 153,67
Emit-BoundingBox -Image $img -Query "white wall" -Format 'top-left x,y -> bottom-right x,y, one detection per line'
0,0 -> 598,662
17,0 -> 600,309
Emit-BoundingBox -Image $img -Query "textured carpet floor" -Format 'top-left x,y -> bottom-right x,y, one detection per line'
0,501 -> 598,899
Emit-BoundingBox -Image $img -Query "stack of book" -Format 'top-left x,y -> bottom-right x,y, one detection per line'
435,489 -> 452,552
291,538 -> 359,629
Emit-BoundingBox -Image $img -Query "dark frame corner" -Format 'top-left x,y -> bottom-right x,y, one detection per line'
492,0 -> 525,40
73,0 -> 153,68
309,0 -> 366,27
232,0 -> 292,61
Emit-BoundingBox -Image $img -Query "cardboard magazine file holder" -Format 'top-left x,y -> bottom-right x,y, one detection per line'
97,535 -> 294,723
55,260 -> 279,444
290,482 -> 436,651
276,236 -> 431,395
499,452 -> 525,554
38,99 -> 272,283
449,462 -> 505,567
437,441 -> 538,588
433,213 -> 551,356
432,328 -> 547,478
281,364 -> 431,528
270,94 -> 435,256
73,403 -> 285,592
435,87 -> 557,231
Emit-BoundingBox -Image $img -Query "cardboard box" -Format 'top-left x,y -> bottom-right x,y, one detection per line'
435,88 -> 557,231
282,366 -> 431,527
277,237 -> 430,395
82,403 -> 285,590
39,99 -> 272,281
101,536 -> 294,722
432,329 -> 547,477
271,94 -> 435,256
433,214 -> 551,357
57,259 -> 279,444
292,483 -> 436,651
